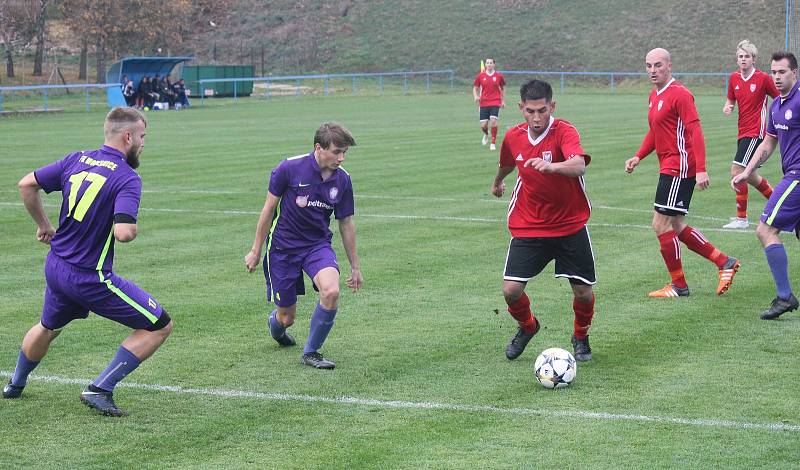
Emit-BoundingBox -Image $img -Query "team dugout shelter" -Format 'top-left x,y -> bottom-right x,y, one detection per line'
105,56 -> 194,107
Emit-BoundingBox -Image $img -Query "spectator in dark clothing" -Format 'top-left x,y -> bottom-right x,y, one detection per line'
122,80 -> 136,107
173,79 -> 189,108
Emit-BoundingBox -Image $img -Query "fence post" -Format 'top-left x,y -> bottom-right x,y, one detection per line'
0,91 -> 3,112
610,73 -> 615,93
234,81 -> 238,101
403,73 -> 408,94
85,87 -> 90,111
296,79 -> 301,97
265,80 -> 271,100
324,77 -> 329,96
379,75 -> 383,94
426,73 -> 430,92
44,89 -> 49,111
450,71 -> 454,90
352,76 -> 357,95
201,83 -> 205,107
560,73 -> 565,94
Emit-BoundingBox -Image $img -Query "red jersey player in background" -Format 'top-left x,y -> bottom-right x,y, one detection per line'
625,48 -> 740,298
491,78 -> 595,362
473,58 -> 506,151
722,40 -> 780,229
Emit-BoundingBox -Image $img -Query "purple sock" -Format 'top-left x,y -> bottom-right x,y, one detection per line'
268,310 -> 286,339
303,302 -> 338,354
92,346 -> 141,392
765,244 -> 793,299
11,350 -> 39,387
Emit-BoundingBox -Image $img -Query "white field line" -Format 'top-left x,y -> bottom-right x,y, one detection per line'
0,370 -> 796,433
0,201 -> 755,233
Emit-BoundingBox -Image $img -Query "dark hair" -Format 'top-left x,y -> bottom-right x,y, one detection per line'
314,122 -> 356,149
772,51 -> 798,70
519,79 -> 553,102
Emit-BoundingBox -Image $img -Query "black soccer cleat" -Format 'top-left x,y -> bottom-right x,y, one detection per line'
273,331 -> 296,347
505,321 -> 540,360
760,294 -> 799,320
3,381 -> 24,399
80,387 -> 128,417
301,352 -> 336,369
571,335 -> 593,362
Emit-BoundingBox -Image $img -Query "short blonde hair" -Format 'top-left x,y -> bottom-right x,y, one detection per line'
104,107 -> 146,140
737,40 -> 758,59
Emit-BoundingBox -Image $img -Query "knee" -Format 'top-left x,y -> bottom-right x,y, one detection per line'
277,312 -> 295,327
159,320 -> 173,338
573,288 -> 594,304
502,285 -> 524,304
319,284 -> 340,307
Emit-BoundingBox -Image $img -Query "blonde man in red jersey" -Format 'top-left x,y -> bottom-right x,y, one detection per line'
473,58 -> 506,150
492,79 -> 595,362
626,48 -> 740,298
722,40 -> 780,229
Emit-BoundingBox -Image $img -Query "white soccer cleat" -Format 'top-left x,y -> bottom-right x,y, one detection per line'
490,143 -> 496,151
722,217 -> 749,229
481,134 -> 488,145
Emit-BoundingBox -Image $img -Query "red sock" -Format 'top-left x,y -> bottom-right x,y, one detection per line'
734,182 -> 748,219
658,231 -> 688,288
507,292 -> 538,333
678,226 -> 727,268
573,294 -> 595,340
755,177 -> 773,198
491,126 -> 498,143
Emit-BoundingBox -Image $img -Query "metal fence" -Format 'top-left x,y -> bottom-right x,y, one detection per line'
0,83 -> 119,113
500,71 -> 731,94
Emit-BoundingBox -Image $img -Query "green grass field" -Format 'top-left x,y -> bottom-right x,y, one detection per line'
1,90 -> 799,469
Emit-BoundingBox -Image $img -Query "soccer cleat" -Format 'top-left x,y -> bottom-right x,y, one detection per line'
301,352 -> 336,369
723,217 -> 749,229
760,294 -> 799,320
716,257 -> 740,295
2,381 -> 24,399
648,284 -> 690,298
490,143 -> 497,151
571,335 -> 592,362
80,387 -> 128,417
505,321 -> 540,360
273,331 -> 296,347
481,134 -> 489,145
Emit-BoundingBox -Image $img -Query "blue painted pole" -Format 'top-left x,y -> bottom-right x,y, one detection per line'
296,79 -> 301,96
404,74 -> 408,94
201,84 -> 205,106
560,73 -> 565,94
324,77 -> 329,96
85,88 -> 90,111
610,74 -> 615,93
234,81 -> 238,100
426,73 -> 430,92
379,75 -> 383,94
44,89 -> 48,111
0,91 -> 3,112
786,0 -> 791,50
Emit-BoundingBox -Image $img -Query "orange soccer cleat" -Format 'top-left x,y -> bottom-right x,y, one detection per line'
717,257 -> 740,295
648,284 -> 690,298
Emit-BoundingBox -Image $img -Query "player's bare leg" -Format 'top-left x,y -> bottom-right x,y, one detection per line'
301,267 -> 340,369
120,322 -> 173,361
3,323 -> 61,398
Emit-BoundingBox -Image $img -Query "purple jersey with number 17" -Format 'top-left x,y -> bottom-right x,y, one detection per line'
34,145 -> 141,272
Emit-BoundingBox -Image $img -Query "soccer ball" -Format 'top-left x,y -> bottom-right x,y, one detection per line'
534,348 -> 577,389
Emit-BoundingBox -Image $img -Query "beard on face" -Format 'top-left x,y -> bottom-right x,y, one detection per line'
126,143 -> 141,169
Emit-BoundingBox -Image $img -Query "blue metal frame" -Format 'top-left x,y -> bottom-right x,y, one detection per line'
0,83 -> 120,112
501,70 -> 730,94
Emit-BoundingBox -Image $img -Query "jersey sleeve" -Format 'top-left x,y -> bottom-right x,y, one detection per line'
498,73 -> 506,87
499,131 -> 515,167
334,179 -> 355,220
727,74 -> 736,101
473,74 -> 481,87
34,154 -> 73,193
114,175 -> 141,220
268,160 -> 290,197
559,124 -> 590,165
635,129 -> 655,159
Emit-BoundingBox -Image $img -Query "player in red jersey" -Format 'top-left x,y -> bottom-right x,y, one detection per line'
473,58 -> 506,150
722,40 -> 780,229
491,79 -> 595,362
625,48 -> 740,298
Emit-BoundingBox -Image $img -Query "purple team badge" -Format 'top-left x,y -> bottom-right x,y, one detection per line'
542,151 -> 553,163
329,187 -> 338,199
296,195 -> 308,207
786,109 -> 793,120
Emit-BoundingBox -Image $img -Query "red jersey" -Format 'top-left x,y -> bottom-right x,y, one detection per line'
499,118 -> 591,238
473,71 -> 506,107
635,79 -> 706,178
727,69 -> 779,139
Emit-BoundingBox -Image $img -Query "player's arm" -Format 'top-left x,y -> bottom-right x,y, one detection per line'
722,98 -> 735,115
338,215 -> 362,292
732,134 -> 778,188
492,166 -> 514,197
18,171 -> 55,244
113,218 -> 137,242
626,129 -> 655,173
245,191 -> 280,273
473,85 -> 481,103
524,155 -> 586,176
499,85 -> 505,108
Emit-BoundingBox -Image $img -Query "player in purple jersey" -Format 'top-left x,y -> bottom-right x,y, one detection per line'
733,52 -> 800,320
245,122 -> 363,369
3,108 -> 173,416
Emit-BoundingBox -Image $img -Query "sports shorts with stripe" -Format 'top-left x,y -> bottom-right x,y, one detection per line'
761,173 -> 800,234
732,137 -> 763,168
654,174 -> 695,216
40,252 -> 164,330
479,106 -> 500,122
503,226 -> 596,285
263,243 -> 339,308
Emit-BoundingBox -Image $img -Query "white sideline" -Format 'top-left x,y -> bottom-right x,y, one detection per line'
0,202 -> 755,234
1,370 -> 797,433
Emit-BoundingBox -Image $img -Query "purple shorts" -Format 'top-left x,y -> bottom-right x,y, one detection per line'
41,252 -> 163,330
263,244 -> 339,307
761,174 -> 800,234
